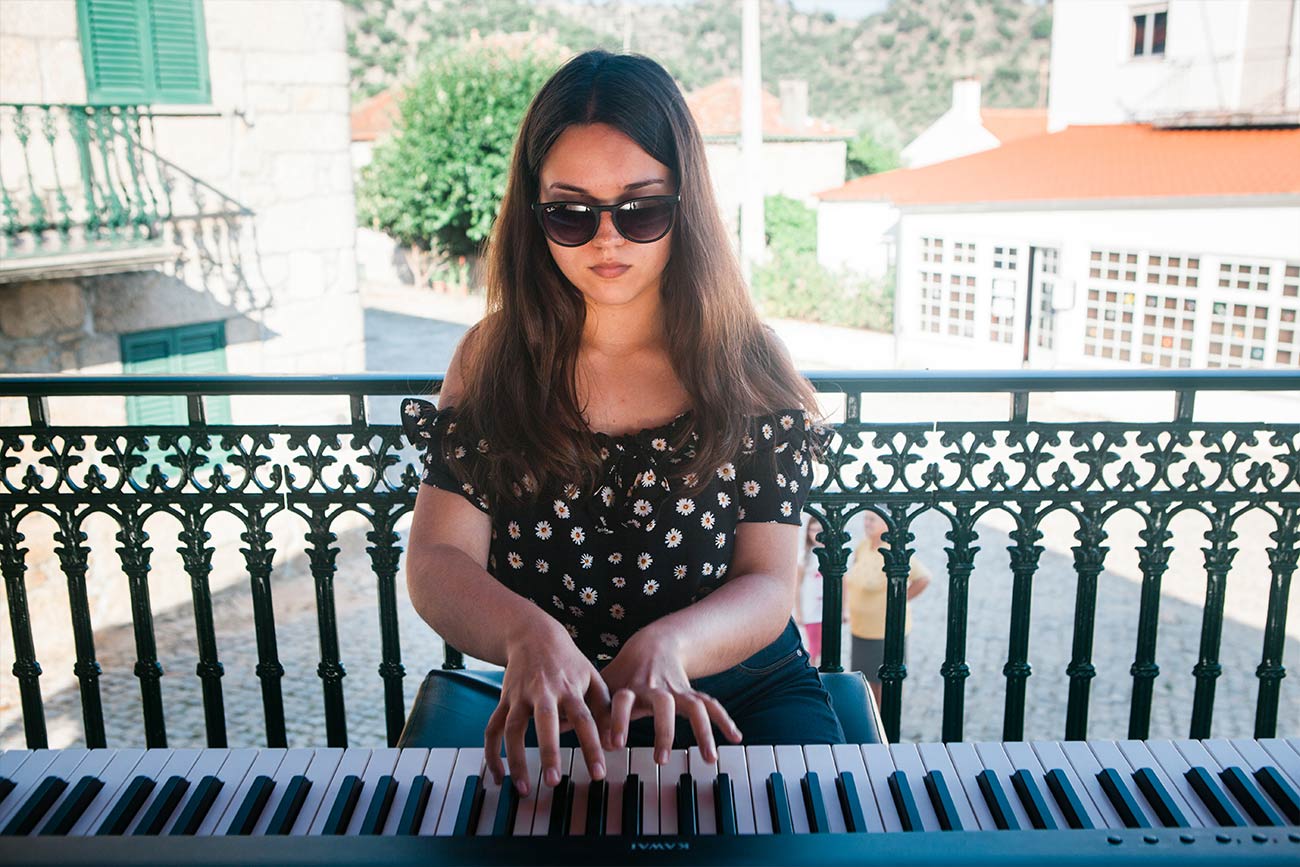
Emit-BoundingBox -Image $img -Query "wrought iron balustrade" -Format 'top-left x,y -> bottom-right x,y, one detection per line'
0,370 -> 1296,749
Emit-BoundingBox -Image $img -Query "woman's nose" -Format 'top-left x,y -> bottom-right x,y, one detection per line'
593,210 -> 623,246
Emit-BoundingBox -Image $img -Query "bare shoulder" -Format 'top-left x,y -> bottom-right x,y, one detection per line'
439,319 -> 489,408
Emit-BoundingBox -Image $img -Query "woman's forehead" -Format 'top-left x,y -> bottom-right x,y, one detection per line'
540,124 -> 673,196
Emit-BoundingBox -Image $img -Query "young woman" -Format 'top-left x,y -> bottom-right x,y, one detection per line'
401,49 -> 844,799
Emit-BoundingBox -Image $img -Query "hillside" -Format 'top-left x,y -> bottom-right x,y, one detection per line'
343,0 -> 1052,143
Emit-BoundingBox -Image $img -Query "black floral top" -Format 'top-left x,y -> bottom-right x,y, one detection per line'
400,397 -> 827,665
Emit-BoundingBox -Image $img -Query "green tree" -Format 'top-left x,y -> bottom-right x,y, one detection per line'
764,195 -> 817,257
356,44 -> 560,286
845,129 -> 901,179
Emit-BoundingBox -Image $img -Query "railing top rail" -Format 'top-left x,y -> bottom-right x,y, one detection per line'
0,369 -> 1298,399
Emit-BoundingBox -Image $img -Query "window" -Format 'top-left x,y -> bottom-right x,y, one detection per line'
1132,6 -> 1168,58
77,0 -> 211,104
122,321 -> 232,481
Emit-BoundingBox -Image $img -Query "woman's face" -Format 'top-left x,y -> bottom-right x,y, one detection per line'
537,123 -> 677,312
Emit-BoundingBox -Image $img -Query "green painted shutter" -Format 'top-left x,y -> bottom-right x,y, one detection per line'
147,0 -> 211,104
79,0 -> 210,104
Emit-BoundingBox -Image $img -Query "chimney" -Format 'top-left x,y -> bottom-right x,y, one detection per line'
778,78 -> 808,131
951,78 -> 982,122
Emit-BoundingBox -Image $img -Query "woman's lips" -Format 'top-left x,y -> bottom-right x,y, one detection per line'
591,263 -> 630,278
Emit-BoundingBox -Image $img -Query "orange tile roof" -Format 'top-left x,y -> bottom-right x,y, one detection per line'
351,88 -> 399,142
685,77 -> 854,139
817,124 -> 1300,205
980,107 -> 1048,144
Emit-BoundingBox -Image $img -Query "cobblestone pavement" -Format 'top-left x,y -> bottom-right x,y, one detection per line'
3,287 -> 1295,749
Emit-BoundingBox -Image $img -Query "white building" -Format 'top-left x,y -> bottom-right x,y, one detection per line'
816,0 -> 1300,371
901,79 -> 1047,169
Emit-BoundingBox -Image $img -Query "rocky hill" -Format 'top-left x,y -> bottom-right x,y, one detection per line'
344,0 -> 1052,143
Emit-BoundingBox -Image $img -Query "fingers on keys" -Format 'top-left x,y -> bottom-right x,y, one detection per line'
562,693 -> 606,784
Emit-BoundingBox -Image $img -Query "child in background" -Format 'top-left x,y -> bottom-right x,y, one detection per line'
796,515 -> 828,665
844,510 -> 931,707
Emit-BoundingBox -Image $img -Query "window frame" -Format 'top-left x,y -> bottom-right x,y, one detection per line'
77,0 -> 212,105
1129,4 -> 1169,60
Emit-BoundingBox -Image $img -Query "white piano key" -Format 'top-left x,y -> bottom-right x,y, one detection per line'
434,748 -> 484,836
801,745 -> 846,834
525,748 -> 571,836
1175,739 -> 1266,823
1227,738 -> 1299,786
1142,739 -> 1217,827
1089,740 -> 1167,828
72,749 -> 164,836
1055,740 -> 1131,829
743,746 -> 777,834
972,742 -> 1036,831
0,749 -> 61,828
887,743 -> 941,832
473,753 -> 505,837
628,747 -> 659,835
308,748 -> 377,836
1117,740 -> 1200,827
414,749 -> 458,836
2,749 -> 91,833
508,748 -> 543,836
687,746 -> 718,835
774,744 -> 810,834
1257,739 -> 1300,790
940,742 -> 998,830
286,749 -> 345,836
916,742 -> 979,831
249,748 -> 315,836
124,749 -> 202,835
1199,738 -> 1290,825
568,747 -> 594,836
157,747 -> 243,835
1028,740 -> 1111,829
829,743 -> 884,833
1007,741 -> 1078,829
192,749 -> 260,836
603,749 -> 629,836
717,745 -> 755,835
859,743 -> 901,832
342,748 -> 398,836
657,749 -> 689,835
30,748 -> 116,835
0,750 -> 32,779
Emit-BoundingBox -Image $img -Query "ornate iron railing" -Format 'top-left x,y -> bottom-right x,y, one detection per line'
0,370 -> 1296,748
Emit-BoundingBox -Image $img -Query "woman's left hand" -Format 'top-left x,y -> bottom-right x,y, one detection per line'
598,625 -> 742,765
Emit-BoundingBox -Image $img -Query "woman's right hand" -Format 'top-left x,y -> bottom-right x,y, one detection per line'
484,618 -> 613,797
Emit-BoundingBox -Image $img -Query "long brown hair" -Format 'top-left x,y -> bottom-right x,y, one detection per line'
452,49 -> 818,507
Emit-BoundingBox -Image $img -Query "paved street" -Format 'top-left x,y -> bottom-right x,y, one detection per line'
2,285 -> 1295,749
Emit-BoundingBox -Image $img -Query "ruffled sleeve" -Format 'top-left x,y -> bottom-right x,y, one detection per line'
734,409 -> 827,525
400,397 -> 491,513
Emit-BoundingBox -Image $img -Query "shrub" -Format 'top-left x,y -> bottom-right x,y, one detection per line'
1031,14 -> 1052,40
878,32 -> 896,49
764,195 -> 817,257
751,252 -> 895,333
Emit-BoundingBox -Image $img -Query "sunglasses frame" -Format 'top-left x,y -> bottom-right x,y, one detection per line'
531,194 -> 681,247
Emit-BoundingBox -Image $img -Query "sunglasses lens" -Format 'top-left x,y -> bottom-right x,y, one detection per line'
540,204 -> 597,246
616,199 -> 676,242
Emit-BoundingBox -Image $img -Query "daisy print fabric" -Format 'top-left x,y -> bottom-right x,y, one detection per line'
400,397 -> 827,665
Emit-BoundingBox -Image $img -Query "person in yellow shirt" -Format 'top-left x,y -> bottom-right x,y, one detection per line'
844,510 -> 931,707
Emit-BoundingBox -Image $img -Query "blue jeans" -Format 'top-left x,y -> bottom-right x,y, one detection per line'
398,618 -> 846,749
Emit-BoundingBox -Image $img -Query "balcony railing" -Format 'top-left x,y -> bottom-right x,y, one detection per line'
0,370 -> 1296,749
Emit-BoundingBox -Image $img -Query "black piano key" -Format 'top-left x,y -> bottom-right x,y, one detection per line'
394,775 -> 431,836
360,774 -> 398,836
224,775 -> 274,836
1253,766 -> 1300,824
1220,767 -> 1283,827
620,774 -> 641,836
0,778 -> 15,807
491,776 -> 519,836
547,775 -> 572,837
836,772 -> 868,834
977,770 -> 1018,831
1186,766 -> 1245,827
887,770 -> 922,832
923,770 -> 963,831
133,775 -> 190,836
1132,768 -> 1187,828
1010,768 -> 1056,830
1043,768 -> 1092,830
96,775 -> 155,835
322,774 -> 364,836
263,775 -> 309,836
715,774 -> 737,836
1096,768 -> 1150,829
767,772 -> 793,834
2,776 -> 68,836
676,773 -> 697,836
39,776 -> 104,836
169,775 -> 223,836
585,779 -> 607,836
801,772 -> 830,834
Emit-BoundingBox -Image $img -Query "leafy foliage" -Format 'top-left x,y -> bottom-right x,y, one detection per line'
752,252 -> 895,333
764,194 -> 817,256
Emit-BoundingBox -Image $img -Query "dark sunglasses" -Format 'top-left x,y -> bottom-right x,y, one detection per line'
531,194 -> 680,247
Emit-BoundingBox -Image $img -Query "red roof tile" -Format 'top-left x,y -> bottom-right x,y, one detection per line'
685,77 -> 854,139
351,88 -> 399,142
980,108 -> 1049,144
817,124 -> 1300,205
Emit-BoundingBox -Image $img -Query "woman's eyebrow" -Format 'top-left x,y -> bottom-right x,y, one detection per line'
547,179 -> 667,195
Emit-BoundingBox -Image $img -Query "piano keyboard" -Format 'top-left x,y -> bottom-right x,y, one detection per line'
0,738 -> 1296,865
